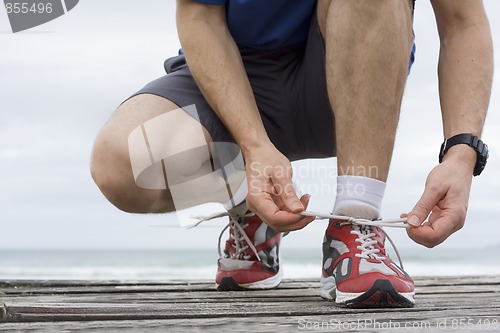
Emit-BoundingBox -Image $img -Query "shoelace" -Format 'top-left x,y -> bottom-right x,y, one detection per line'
300,211 -> 408,269
299,211 -> 410,228
191,211 -> 409,269
218,213 -> 262,261
349,224 -> 386,260
191,211 -> 262,262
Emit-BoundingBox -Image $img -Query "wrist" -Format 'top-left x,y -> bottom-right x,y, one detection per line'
442,145 -> 476,173
239,135 -> 273,157
439,133 -> 488,176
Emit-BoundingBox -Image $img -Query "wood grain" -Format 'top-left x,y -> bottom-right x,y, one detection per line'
1,276 -> 499,332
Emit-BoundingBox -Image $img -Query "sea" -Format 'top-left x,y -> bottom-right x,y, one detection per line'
1,247 -> 499,280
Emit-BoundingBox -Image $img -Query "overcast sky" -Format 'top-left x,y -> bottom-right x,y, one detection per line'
0,0 -> 499,253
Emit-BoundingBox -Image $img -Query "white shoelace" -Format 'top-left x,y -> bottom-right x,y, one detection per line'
350,224 -> 384,260
191,212 -> 262,261
191,211 -> 409,269
299,211 -> 410,228
300,211 -> 408,269
218,213 -> 262,261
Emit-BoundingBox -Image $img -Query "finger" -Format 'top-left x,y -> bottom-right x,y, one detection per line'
251,194 -> 314,231
428,207 -> 443,224
273,193 -> 310,212
246,168 -> 303,229
271,194 -> 286,210
246,189 -> 276,217
407,221 -> 452,248
407,184 -> 446,227
406,211 -> 460,248
272,175 -> 303,213
274,206 -> 316,232
272,194 -> 315,231
265,209 -> 315,232
300,194 -> 311,210
280,215 -> 315,232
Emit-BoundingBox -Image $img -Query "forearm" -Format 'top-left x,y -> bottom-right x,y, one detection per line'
405,1 -> 493,246
176,2 -> 271,155
437,14 -> 493,140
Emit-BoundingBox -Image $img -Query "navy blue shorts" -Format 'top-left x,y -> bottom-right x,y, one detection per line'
129,15 -> 335,160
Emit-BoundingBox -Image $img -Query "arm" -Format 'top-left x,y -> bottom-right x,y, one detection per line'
176,0 -> 313,230
406,0 -> 493,247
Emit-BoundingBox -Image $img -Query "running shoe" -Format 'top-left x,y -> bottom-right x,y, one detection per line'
216,213 -> 282,291
321,219 -> 415,308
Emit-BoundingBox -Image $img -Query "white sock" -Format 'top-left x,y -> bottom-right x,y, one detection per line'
332,175 -> 386,220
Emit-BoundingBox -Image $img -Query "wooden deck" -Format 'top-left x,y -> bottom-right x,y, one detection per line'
1,276 -> 500,332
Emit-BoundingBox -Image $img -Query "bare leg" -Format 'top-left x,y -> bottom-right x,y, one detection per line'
91,94 -> 215,213
318,0 -> 414,181
317,3 -> 417,308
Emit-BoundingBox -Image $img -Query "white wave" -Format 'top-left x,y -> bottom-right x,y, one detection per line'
0,266 -> 216,280
2,262 -> 499,280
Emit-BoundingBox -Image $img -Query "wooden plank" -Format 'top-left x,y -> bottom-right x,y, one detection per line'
2,275 -> 499,289
1,276 -> 500,332
0,282 -> 319,296
2,293 -> 500,322
1,286 -> 499,307
0,310 -> 499,333
2,276 -> 500,297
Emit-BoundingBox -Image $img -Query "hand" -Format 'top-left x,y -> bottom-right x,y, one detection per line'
404,147 -> 475,247
244,143 -> 315,232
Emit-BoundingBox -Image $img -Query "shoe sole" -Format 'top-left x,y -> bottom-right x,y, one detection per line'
217,269 -> 283,291
322,278 -> 415,308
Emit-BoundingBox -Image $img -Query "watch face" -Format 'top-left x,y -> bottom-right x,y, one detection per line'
484,144 -> 489,159
474,143 -> 488,176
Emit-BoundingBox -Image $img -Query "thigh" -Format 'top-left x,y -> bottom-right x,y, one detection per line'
128,64 -> 234,145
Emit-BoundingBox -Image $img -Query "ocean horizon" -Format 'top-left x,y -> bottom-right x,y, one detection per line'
1,247 -> 499,281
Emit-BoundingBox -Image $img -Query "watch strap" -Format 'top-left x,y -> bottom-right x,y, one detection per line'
439,133 -> 488,176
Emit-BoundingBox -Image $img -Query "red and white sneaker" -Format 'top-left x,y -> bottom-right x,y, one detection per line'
321,219 -> 415,308
216,213 -> 282,291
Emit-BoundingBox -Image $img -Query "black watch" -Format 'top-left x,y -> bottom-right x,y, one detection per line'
439,133 -> 488,176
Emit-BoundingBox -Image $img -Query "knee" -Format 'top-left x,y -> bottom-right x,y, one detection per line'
90,94 -> 210,214
91,127 -> 173,214
90,129 -> 132,211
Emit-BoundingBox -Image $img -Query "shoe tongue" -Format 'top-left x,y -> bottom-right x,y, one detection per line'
360,224 -> 373,233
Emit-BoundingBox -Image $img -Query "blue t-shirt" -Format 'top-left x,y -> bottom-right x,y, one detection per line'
194,0 -> 315,50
